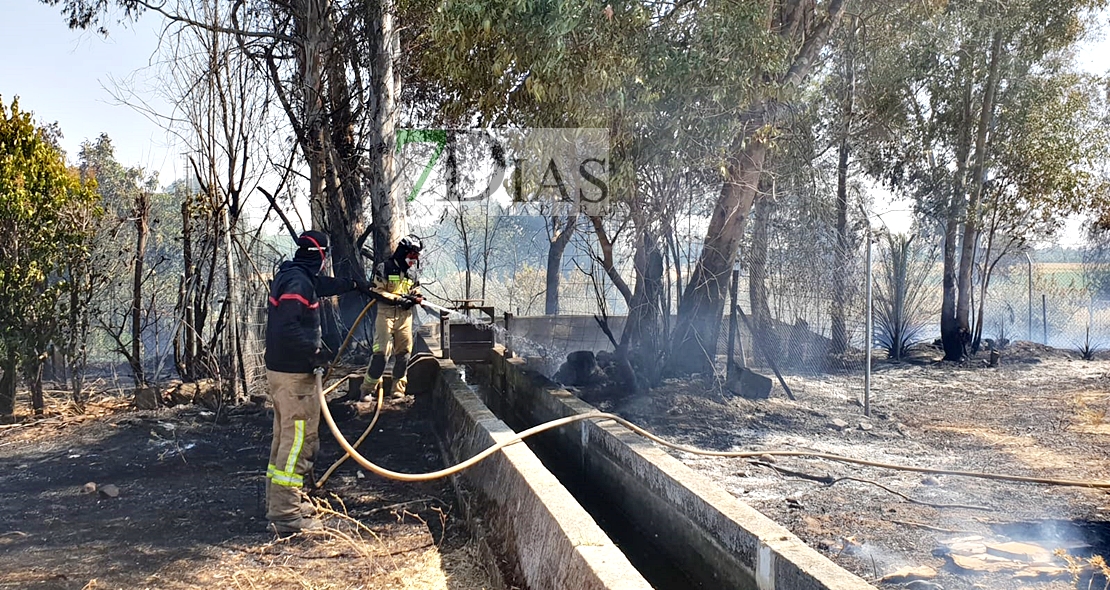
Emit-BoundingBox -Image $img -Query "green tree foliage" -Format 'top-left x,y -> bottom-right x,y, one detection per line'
860,0 -> 1107,359
0,96 -> 98,417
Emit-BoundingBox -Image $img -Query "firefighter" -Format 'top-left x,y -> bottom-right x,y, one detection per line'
263,230 -> 369,533
360,235 -> 424,401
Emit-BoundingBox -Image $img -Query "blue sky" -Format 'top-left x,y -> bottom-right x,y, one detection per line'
0,1 -> 180,183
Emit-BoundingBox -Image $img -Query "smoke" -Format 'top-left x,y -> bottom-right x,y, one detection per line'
844,540 -> 914,577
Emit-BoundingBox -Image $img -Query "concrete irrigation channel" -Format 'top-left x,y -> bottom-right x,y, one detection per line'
414,337 -> 875,590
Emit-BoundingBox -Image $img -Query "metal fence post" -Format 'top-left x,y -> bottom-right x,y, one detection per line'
1025,252 -> 1033,341
1042,294 -> 1048,346
865,231 -> 873,418
728,269 -> 739,381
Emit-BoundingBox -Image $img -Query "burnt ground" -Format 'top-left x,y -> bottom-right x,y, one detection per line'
6,346 -> 1109,590
0,368 -> 496,590
592,342 -> 1110,589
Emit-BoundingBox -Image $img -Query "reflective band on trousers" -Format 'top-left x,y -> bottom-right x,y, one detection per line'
267,419 -> 306,487
266,463 -> 303,486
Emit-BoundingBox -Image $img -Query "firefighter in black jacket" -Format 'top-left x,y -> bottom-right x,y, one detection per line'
264,230 -> 367,533
360,235 -> 424,401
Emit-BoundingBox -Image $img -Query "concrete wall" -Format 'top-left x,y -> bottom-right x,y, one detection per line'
432,360 -> 652,590
479,348 -> 876,590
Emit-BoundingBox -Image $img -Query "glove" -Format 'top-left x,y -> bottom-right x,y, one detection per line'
398,295 -> 417,310
353,278 -> 373,296
311,347 -> 332,368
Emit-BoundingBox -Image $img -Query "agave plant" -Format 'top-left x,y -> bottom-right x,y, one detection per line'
873,233 -> 937,360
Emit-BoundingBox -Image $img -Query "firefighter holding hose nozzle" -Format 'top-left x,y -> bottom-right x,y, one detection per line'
360,235 -> 424,402
263,230 -> 370,534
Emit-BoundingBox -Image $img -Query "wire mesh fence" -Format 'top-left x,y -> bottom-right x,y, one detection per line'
64,213 -> 1109,406
447,238 -> 1110,402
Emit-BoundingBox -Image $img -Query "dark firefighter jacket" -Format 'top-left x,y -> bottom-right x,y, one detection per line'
264,260 -> 354,374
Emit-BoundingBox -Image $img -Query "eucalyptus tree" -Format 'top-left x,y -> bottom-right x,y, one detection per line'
967,71 -> 1110,348
861,0 -> 1107,359
666,0 -> 850,373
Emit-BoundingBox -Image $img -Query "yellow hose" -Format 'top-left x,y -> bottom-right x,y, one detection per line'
322,299 -> 377,383
316,298 -> 383,489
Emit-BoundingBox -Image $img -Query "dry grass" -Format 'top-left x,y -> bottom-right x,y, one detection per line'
1056,550 -> 1110,590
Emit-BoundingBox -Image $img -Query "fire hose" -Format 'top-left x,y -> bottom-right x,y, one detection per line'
314,299 -> 1110,490
315,297 -> 480,486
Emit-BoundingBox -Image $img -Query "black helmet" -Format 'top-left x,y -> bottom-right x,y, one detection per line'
396,235 -> 423,257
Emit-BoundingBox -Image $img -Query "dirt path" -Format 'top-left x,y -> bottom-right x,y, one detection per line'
0,388 -> 494,590
608,352 -> 1110,589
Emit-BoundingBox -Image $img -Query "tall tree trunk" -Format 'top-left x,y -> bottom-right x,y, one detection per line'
294,0 -> 329,218
831,22 -> 856,357
324,50 -> 369,340
545,215 -> 576,315
749,192 -> 781,364
220,205 -> 240,401
670,137 -> 768,373
941,214 -> 963,360
0,347 -> 16,418
67,260 -> 86,407
956,29 -> 1003,339
940,46 -> 976,361
130,191 -> 150,388
367,0 -> 404,266
667,0 -> 846,375
180,197 -> 196,380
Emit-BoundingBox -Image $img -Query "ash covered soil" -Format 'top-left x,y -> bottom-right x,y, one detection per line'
599,342 -> 1110,589
0,371 -> 495,590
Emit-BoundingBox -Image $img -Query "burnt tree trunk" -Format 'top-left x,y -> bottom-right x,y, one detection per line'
0,347 -> 16,418
957,29 -> 1003,341
366,0 -> 404,268
219,204 -> 241,401
670,137 -> 768,374
621,228 -> 666,389
668,0 -> 848,375
941,45 -> 976,361
545,215 -> 576,315
325,49 -> 371,338
178,196 -> 197,380
130,190 -> 150,388
29,357 -> 44,415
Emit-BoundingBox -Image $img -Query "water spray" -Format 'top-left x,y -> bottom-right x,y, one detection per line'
416,299 -> 452,316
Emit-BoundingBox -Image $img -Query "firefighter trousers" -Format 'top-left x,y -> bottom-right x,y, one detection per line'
265,370 -> 319,523
363,306 -> 413,396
